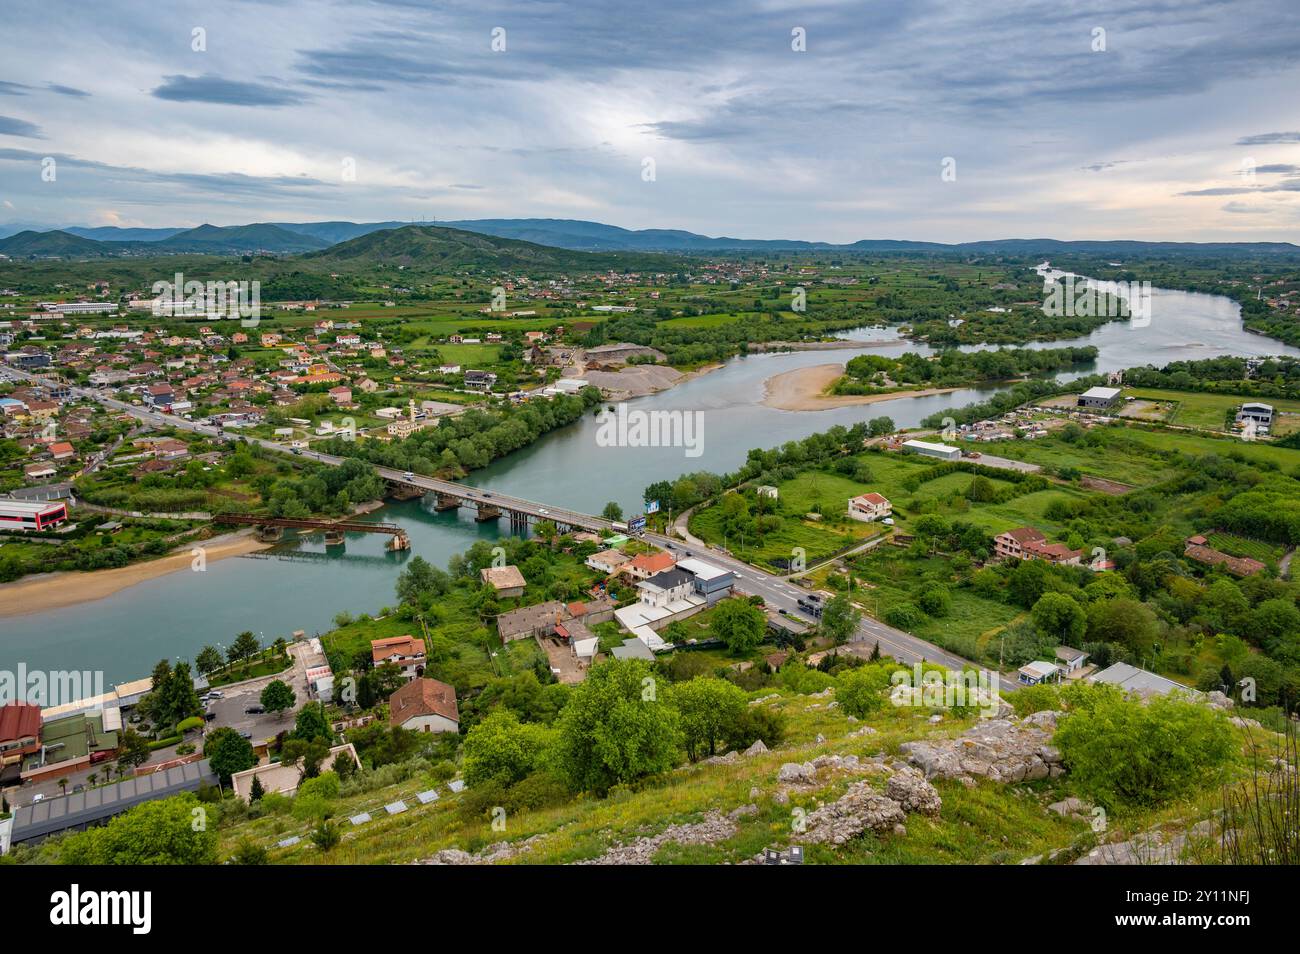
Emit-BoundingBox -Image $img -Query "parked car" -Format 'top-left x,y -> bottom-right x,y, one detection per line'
244,704 -> 265,714
206,691 -> 223,699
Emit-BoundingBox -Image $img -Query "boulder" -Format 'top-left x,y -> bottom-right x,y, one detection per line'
885,766 -> 942,817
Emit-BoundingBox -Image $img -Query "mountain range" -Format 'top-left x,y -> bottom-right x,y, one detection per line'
2,217 -> 1299,260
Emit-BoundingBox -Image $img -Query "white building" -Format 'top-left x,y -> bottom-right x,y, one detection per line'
847,492 -> 892,522
901,439 -> 962,461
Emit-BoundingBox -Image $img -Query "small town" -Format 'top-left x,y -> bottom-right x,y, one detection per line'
0,0 -> 1295,937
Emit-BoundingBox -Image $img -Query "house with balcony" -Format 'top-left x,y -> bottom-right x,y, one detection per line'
370,635 -> 426,680
847,492 -> 892,522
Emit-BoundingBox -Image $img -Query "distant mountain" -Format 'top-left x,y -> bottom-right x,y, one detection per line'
154,223 -> 328,254
6,218 -> 1300,261
271,221 -> 409,244
0,229 -> 120,258
302,224 -> 668,271
65,225 -> 188,242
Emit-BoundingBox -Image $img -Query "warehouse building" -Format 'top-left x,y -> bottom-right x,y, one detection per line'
0,498 -> 69,532
1076,386 -> 1122,410
900,439 -> 962,461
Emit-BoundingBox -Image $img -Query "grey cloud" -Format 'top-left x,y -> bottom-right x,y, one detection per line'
47,83 -> 90,98
1236,132 -> 1300,145
0,115 -> 42,137
152,74 -> 308,106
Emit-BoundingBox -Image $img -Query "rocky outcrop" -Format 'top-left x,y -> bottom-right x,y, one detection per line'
899,716 -> 1064,784
573,810 -> 740,865
886,765 -> 943,817
785,758 -> 942,846
798,781 -> 907,845
417,833 -> 550,865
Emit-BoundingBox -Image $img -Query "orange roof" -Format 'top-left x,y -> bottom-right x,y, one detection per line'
999,527 -> 1047,544
0,702 -> 42,743
389,678 -> 459,727
628,551 -> 675,574
853,492 -> 889,505
371,634 -> 425,665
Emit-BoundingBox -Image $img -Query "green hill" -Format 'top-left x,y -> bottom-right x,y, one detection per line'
157,223 -> 328,254
303,224 -> 676,272
0,229 -> 116,258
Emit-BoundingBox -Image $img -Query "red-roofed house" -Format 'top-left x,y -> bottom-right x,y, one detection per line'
848,492 -> 892,522
388,678 -> 459,733
0,702 -> 43,775
995,527 -> 1083,565
371,635 -> 426,680
624,550 -> 677,580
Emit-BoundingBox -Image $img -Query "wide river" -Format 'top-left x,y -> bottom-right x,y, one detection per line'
7,274 -> 1300,683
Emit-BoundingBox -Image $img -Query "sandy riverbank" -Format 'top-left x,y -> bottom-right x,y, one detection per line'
0,530 -> 272,619
762,363 -> 961,411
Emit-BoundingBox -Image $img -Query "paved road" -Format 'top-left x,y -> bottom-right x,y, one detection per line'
2,365 -> 1010,688
643,529 -> 1013,691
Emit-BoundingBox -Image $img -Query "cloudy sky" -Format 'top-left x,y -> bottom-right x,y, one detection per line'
1,0 -> 1299,242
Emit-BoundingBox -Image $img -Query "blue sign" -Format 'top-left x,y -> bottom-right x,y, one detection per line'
629,515 -> 647,532
645,499 -> 660,514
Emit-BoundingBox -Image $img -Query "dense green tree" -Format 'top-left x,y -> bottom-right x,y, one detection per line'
51,794 -> 217,865
204,727 -> 256,785
195,645 -> 223,677
553,659 -> 682,793
820,592 -> 863,644
462,709 -> 552,788
836,666 -> 889,718
292,702 -> 334,744
1032,592 -> 1087,647
260,679 -> 296,718
710,597 -> 767,655
115,727 -> 151,771
673,677 -> 747,761
1055,691 -> 1235,809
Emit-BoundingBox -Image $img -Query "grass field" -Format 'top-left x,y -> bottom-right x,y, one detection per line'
1121,387 -> 1300,435
212,686 -> 1125,866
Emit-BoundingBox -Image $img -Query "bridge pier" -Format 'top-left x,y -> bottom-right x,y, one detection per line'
508,510 -> 529,533
388,531 -> 411,551
323,529 -> 346,546
256,525 -> 284,542
433,492 -> 461,512
388,483 -> 425,502
475,502 -> 502,522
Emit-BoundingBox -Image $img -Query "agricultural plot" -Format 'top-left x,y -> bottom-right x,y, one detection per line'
1121,387 -> 1300,434
1204,531 -> 1286,565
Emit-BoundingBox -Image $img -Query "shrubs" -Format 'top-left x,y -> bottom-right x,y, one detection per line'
673,677 -> 748,762
1054,692 -> 1236,810
462,710 -> 552,788
916,585 -> 952,618
553,659 -> 682,794
835,666 -> 890,718
884,603 -> 925,630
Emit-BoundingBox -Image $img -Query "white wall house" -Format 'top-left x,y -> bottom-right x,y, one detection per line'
847,492 -> 892,522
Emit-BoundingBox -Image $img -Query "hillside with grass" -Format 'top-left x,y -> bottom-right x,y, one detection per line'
302,224 -> 678,274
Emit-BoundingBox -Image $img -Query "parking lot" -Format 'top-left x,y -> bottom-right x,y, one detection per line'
203,641 -> 315,743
